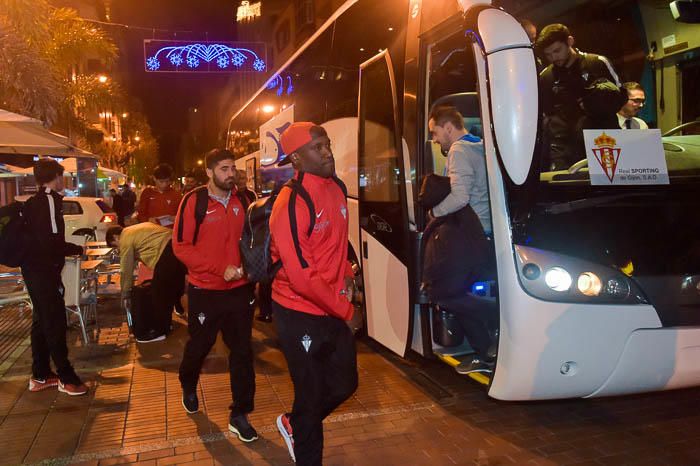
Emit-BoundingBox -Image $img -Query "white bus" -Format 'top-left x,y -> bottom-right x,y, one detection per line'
228,0 -> 700,400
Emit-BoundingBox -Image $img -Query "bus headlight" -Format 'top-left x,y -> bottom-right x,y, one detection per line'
514,245 -> 648,305
577,272 -> 602,296
544,267 -> 572,292
605,278 -> 630,299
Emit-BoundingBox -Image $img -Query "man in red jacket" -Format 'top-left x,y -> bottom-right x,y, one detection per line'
173,149 -> 258,442
137,163 -> 182,225
270,122 -> 358,465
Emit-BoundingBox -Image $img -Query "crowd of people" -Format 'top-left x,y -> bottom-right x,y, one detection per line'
20,123 -> 356,466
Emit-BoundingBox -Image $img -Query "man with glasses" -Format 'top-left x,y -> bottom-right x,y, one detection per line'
618,82 -> 649,129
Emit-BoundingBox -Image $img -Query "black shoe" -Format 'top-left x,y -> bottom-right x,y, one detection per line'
255,314 -> 272,323
182,391 -> 199,414
455,356 -> 494,375
135,329 -> 166,343
229,413 -> 258,442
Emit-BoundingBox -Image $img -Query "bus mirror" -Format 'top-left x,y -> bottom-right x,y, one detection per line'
670,0 -> 700,23
478,8 -> 538,185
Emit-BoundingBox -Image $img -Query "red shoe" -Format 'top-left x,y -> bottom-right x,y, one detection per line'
277,413 -> 295,462
58,381 -> 88,396
28,374 -> 59,392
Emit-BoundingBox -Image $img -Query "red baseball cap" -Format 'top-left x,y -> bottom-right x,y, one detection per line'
279,122 -> 317,165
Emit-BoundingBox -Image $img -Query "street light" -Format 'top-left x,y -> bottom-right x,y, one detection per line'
98,75 -> 108,83
197,159 -> 203,166
262,104 -> 275,113
122,112 -> 128,118
134,135 -> 141,142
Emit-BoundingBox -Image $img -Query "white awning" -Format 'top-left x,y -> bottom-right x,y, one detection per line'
0,109 -> 96,158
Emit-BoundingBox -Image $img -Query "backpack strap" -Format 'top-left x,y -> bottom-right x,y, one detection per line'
331,175 -> 348,198
176,186 -> 209,245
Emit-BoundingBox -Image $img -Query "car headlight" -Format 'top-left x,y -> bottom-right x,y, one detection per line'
516,245 -> 647,304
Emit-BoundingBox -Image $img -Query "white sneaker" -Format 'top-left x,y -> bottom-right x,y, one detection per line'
277,413 -> 295,462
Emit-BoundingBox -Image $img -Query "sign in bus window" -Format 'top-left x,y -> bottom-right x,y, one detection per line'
584,129 -> 669,185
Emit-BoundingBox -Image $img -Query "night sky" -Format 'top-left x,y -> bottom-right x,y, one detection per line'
110,0 -> 240,172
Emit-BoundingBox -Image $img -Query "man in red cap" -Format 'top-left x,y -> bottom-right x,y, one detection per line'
270,122 -> 357,465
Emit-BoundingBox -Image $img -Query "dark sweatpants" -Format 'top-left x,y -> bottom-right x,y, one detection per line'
273,301 -> 358,466
437,294 -> 498,358
179,284 -> 255,416
149,241 -> 186,335
21,268 -> 81,385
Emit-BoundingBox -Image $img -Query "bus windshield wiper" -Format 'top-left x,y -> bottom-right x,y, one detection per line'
543,192 -> 659,215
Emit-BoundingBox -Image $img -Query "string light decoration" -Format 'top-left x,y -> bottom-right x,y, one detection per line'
236,1 -> 262,22
144,40 -> 266,73
266,74 -> 294,96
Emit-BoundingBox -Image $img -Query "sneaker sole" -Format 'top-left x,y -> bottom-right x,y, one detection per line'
456,368 -> 494,375
28,381 -> 59,392
136,335 -> 166,343
58,385 -> 87,396
276,415 -> 296,462
228,423 -> 258,443
181,397 -> 198,414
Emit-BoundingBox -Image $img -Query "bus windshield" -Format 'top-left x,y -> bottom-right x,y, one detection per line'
509,0 -> 700,276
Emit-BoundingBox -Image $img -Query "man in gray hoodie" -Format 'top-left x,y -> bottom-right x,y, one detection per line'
427,105 -> 496,374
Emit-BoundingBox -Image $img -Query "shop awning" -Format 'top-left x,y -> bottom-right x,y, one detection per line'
0,109 -> 96,158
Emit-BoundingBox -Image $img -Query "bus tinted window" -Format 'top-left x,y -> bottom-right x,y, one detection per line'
509,1 -> 700,277
426,31 -> 480,175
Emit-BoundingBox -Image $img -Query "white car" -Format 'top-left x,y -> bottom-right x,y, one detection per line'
15,195 -> 117,244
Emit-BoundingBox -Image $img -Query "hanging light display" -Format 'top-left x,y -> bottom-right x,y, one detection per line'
144,40 -> 266,73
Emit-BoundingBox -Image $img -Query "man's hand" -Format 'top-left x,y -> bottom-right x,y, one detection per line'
343,277 -> 355,303
224,265 -> 245,282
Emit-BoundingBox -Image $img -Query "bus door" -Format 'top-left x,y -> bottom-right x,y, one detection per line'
358,50 -> 412,357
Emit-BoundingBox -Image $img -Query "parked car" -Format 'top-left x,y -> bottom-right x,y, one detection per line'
14,195 -> 117,244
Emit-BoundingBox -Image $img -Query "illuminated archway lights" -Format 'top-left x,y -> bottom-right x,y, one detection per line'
146,43 -> 266,72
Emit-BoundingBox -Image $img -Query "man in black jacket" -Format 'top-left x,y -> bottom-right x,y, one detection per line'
21,158 -> 87,396
537,23 -> 621,170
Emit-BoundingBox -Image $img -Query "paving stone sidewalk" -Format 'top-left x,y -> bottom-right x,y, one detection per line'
2,288 -> 700,466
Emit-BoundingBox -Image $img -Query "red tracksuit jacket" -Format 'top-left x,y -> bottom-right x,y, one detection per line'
173,190 -> 248,290
137,187 -> 182,223
269,172 -> 354,320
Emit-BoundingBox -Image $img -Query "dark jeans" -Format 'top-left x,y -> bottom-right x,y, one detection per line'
21,267 -> 80,385
437,294 -> 498,359
273,301 -> 358,466
150,241 -> 186,334
179,284 -> 256,416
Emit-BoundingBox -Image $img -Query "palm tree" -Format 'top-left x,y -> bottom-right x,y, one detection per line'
0,0 -> 117,127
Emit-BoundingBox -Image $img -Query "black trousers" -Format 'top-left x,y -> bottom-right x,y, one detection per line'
21,267 -> 80,385
437,294 -> 498,359
257,282 -> 272,318
149,241 -> 186,335
273,301 -> 358,466
179,284 -> 256,416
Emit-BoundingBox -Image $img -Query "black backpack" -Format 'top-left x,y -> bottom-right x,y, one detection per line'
176,185 -> 251,246
240,174 -> 347,284
0,202 -> 28,267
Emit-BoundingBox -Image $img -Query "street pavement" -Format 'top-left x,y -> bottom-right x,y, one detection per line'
1,289 -> 700,466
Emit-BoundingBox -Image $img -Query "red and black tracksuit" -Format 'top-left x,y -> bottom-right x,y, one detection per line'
270,171 -> 357,466
173,187 -> 255,417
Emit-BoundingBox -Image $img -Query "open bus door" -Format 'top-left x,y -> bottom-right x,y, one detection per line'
358,51 -> 412,357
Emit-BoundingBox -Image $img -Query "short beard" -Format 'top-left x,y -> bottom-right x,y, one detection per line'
213,175 -> 234,191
